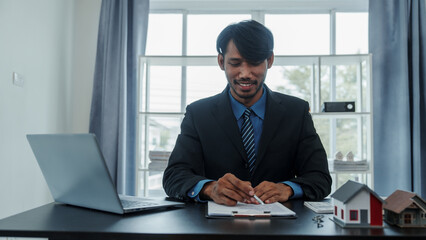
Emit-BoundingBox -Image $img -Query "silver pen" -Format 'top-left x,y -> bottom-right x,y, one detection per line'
253,194 -> 265,205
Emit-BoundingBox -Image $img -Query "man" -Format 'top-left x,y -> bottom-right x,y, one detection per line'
163,20 -> 331,206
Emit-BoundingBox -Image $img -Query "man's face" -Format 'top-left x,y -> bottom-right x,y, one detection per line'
218,40 -> 274,107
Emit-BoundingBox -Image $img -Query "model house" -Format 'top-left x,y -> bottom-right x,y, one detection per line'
331,180 -> 384,228
383,190 -> 426,228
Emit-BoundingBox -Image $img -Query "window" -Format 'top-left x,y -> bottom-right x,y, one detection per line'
146,14 -> 182,55
138,2 -> 369,197
335,206 -> 338,216
336,13 -> 368,54
341,209 -> 344,220
187,15 -> 251,55
404,213 -> 412,224
265,14 -> 330,55
350,210 -> 358,221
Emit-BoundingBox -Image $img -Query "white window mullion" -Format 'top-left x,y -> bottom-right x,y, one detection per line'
311,62 -> 317,113
251,10 -> 264,23
330,9 -> 336,55
316,57 -> 321,114
329,10 -> 337,187
181,12 -> 188,112
142,64 -> 151,196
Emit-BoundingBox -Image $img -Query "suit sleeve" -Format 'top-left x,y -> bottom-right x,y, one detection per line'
162,105 -> 207,201
289,103 -> 332,200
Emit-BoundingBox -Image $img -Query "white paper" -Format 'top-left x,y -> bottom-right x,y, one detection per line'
304,201 -> 334,214
207,201 -> 296,217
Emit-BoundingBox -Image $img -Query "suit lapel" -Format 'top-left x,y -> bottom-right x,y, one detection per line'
255,87 -> 287,170
211,86 -> 247,161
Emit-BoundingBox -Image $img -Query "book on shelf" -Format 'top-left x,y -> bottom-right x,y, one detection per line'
148,150 -> 171,171
148,161 -> 168,171
149,150 -> 172,161
329,159 -> 369,171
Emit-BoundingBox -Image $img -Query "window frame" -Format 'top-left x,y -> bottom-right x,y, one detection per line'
350,209 -> 359,221
137,54 -> 372,196
137,4 -> 370,197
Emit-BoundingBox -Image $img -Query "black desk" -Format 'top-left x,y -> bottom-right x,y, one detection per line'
0,200 -> 425,240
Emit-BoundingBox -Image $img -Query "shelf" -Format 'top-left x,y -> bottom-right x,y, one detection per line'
311,112 -> 370,117
328,160 -> 371,173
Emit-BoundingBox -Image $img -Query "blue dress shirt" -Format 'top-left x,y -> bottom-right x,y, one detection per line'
187,87 -> 303,201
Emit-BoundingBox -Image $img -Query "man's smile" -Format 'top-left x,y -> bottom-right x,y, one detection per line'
234,79 -> 258,91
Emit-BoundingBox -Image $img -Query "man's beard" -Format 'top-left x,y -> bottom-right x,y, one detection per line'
230,79 -> 263,99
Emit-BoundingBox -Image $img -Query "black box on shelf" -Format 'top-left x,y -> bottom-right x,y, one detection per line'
322,101 -> 355,112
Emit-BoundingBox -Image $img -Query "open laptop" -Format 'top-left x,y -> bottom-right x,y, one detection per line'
26,133 -> 184,214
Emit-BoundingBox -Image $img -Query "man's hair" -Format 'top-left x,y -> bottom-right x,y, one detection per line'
216,20 -> 274,64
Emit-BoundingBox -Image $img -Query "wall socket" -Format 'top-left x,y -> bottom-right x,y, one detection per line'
12,72 -> 24,87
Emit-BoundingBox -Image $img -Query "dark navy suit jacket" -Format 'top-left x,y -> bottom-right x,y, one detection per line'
163,84 -> 331,201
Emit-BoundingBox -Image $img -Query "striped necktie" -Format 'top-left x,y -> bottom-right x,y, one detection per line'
241,108 -> 256,174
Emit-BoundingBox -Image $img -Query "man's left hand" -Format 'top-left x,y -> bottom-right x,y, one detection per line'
251,181 -> 294,204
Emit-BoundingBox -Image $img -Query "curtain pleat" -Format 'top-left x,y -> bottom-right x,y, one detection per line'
369,0 -> 426,198
89,0 -> 149,195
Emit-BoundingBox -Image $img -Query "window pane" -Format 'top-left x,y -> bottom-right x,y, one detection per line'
320,65 -> 331,105
313,118 -> 330,157
267,65 -> 312,104
335,65 -> 358,101
350,210 -> 358,220
334,173 -> 368,189
187,14 -> 251,55
138,115 -> 182,197
138,171 -> 166,197
148,66 -> 181,112
336,13 -> 368,54
139,115 -> 181,168
336,118 -> 358,157
186,66 -> 227,104
146,116 -> 180,152
265,14 -> 330,55
320,63 -> 360,105
361,60 -> 369,112
146,14 -> 182,55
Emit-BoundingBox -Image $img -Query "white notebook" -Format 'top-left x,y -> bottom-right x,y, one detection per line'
207,201 -> 296,218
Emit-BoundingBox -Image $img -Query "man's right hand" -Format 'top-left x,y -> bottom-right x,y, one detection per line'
199,173 -> 254,206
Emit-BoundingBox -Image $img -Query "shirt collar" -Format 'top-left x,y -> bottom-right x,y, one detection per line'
229,86 -> 266,120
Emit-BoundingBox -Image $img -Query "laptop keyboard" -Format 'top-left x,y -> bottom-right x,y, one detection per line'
121,199 -> 159,209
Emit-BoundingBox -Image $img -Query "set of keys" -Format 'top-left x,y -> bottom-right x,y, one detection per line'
312,215 -> 324,228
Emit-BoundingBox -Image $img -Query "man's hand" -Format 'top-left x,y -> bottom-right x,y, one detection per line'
200,173 -> 254,206
252,181 -> 293,204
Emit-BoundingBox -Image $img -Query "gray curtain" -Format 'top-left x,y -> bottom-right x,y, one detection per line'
369,0 -> 426,198
89,0 -> 149,195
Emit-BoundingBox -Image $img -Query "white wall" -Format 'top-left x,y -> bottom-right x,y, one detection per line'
71,0 -> 101,133
0,0 -> 101,221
